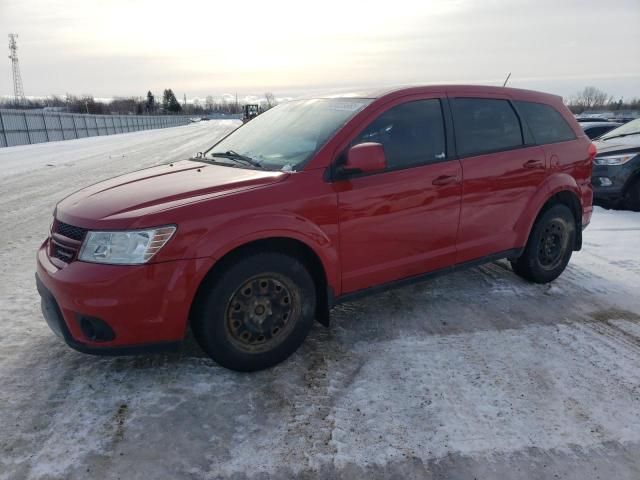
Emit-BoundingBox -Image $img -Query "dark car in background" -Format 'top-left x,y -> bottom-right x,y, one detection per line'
579,121 -> 622,140
576,116 -> 609,123
592,118 -> 640,210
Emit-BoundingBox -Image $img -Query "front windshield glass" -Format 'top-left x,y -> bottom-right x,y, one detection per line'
599,118 -> 640,140
204,98 -> 372,170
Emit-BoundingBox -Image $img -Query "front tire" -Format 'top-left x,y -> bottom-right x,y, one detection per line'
511,204 -> 576,284
192,252 -> 316,372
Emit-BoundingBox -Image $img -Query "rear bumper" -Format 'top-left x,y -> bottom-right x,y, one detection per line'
36,239 -> 212,355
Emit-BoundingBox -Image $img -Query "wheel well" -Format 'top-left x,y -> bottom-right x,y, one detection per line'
535,190 -> 583,251
190,237 -> 331,329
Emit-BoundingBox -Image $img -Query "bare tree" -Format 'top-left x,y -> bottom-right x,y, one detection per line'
205,95 -> 215,112
570,86 -> 610,112
264,92 -> 276,109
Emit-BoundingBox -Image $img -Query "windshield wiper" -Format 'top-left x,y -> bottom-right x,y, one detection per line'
208,150 -> 263,168
600,132 -> 640,141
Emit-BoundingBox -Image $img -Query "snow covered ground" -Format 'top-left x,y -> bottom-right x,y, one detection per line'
1,122 -> 640,479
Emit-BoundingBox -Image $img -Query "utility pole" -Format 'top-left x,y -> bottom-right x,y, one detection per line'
8,34 -> 26,105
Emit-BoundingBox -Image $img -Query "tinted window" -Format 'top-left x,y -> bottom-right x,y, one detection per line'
514,101 -> 576,144
452,98 -> 523,156
353,99 -> 446,170
584,126 -> 610,139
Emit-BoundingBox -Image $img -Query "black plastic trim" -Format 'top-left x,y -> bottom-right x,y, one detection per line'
65,339 -> 180,357
441,96 -> 457,159
333,248 -> 524,306
76,314 -> 116,342
509,99 -> 536,146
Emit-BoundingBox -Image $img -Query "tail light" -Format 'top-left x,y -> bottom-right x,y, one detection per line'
588,142 -> 597,162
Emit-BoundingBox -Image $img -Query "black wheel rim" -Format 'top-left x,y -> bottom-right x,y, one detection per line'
225,273 -> 299,353
538,219 -> 568,270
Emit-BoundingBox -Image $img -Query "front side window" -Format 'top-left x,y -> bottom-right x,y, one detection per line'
205,98 -> 372,171
514,101 -> 576,144
352,99 -> 446,170
452,98 -> 523,156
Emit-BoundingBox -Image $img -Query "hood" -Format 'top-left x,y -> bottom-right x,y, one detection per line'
594,134 -> 640,156
56,160 -> 287,225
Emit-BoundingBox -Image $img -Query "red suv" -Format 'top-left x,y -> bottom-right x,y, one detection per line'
36,85 -> 595,371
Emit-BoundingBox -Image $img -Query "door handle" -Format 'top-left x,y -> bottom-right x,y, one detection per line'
523,159 -> 544,169
432,174 -> 459,186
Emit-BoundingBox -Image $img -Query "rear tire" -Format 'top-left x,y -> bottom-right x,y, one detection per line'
623,178 -> 640,212
510,204 -> 576,284
192,252 -> 316,372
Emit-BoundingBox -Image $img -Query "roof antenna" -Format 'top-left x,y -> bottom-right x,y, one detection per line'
502,72 -> 512,87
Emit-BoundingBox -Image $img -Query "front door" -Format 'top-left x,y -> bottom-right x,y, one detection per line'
334,98 -> 463,294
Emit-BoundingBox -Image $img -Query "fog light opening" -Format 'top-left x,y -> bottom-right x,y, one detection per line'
77,315 -> 115,342
598,177 -> 612,187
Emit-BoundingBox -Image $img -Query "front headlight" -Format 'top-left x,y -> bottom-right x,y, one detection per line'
594,154 -> 637,166
78,226 -> 176,265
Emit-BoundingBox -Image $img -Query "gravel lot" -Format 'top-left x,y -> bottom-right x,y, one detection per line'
1,122 -> 640,479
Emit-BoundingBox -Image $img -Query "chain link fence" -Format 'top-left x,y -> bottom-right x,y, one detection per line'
0,109 -> 193,148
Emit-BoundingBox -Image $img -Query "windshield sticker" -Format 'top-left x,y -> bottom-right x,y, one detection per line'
328,102 -> 366,112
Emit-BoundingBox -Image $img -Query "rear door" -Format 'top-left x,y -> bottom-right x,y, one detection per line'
334,97 -> 462,294
451,96 -> 547,263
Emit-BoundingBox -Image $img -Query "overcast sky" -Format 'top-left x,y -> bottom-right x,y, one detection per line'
0,0 -> 638,101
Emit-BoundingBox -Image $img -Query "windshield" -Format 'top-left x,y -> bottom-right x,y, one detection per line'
204,98 -> 372,170
599,118 -> 640,140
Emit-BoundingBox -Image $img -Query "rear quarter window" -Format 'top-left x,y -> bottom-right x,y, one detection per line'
514,101 -> 576,144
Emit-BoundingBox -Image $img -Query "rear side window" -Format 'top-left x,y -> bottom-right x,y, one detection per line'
352,99 -> 446,170
514,101 -> 576,144
451,98 -> 523,156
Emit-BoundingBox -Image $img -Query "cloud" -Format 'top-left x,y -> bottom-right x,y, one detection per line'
0,0 -> 638,98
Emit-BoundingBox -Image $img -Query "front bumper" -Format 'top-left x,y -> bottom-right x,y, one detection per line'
36,239 -> 212,355
592,160 -> 638,202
